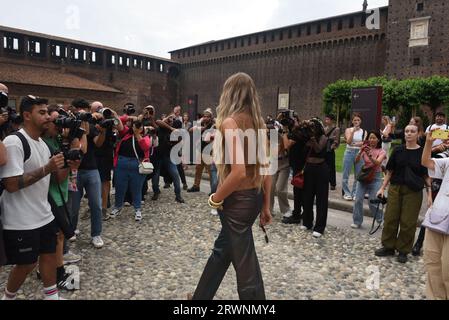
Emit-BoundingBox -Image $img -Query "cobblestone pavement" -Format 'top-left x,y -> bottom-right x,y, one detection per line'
0,190 -> 427,300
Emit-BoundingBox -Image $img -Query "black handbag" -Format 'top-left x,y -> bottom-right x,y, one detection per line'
404,166 -> 425,192
48,185 -> 75,240
357,166 -> 377,184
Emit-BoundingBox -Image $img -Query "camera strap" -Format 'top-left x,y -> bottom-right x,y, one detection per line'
369,202 -> 384,236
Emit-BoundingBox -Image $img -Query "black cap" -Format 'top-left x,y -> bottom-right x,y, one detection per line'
72,98 -> 90,110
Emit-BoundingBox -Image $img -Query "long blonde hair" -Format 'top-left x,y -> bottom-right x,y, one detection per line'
213,73 -> 267,189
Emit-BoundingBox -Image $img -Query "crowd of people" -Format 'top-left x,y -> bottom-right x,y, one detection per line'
0,76 -> 448,301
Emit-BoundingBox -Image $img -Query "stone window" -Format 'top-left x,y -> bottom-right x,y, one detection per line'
147,61 -> 151,70
413,57 -> 421,66
417,3 -> 424,12
279,31 -> 284,41
111,55 -> 116,65
13,38 -> 19,50
92,51 -> 96,63
409,16 -> 430,47
55,45 -> 61,57
159,63 -> 164,72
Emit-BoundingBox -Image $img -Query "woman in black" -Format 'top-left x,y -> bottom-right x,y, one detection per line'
376,125 -> 432,263
300,119 -> 329,238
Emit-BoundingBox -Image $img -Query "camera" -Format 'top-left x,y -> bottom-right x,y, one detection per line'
54,140 -> 83,169
435,151 -> 449,159
76,112 -> 93,123
54,116 -> 86,141
278,110 -> 297,129
6,107 -> 22,125
124,103 -> 136,116
370,195 -> 388,205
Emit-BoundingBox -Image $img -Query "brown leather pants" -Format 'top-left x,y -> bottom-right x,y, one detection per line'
193,189 -> 266,300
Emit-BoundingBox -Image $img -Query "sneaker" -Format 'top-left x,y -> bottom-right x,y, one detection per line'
152,192 -> 160,201
58,273 -> 77,292
283,211 -> 293,219
110,208 -> 122,218
176,196 -> 185,204
343,195 -> 353,201
282,215 -> 301,225
63,251 -> 82,265
187,186 -> 200,193
351,224 -> 361,229
211,209 -> 218,216
313,232 -> 323,238
92,236 -> 104,249
135,210 -> 143,222
102,209 -> 111,221
397,253 -> 408,264
375,247 -> 396,257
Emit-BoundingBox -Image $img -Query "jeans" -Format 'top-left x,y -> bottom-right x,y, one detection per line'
114,156 -> 147,211
71,170 -> 103,238
352,172 -> 384,226
152,155 -> 182,196
210,164 -> 218,194
342,148 -> 363,198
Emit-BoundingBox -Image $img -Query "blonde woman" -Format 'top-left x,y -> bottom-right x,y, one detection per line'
192,73 -> 272,300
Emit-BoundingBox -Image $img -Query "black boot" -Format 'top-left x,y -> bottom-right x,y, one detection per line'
282,214 -> 302,225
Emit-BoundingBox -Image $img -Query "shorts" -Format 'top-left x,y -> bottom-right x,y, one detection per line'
0,222 -> 6,266
97,158 -> 113,182
3,220 -> 58,266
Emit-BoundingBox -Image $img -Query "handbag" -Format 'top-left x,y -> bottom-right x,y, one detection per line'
357,166 -> 377,184
291,149 -> 311,189
422,207 -> 449,235
404,166 -> 424,192
133,137 -> 154,175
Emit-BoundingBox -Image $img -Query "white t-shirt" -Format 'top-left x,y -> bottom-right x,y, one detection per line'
428,158 -> 449,216
0,129 -> 54,231
426,124 -> 449,147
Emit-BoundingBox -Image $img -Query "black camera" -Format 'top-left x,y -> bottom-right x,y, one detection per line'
76,112 -> 93,123
124,103 -> 136,116
0,91 -> 8,109
370,195 -> 388,205
278,110 -> 297,129
7,107 -> 22,125
54,116 -> 86,141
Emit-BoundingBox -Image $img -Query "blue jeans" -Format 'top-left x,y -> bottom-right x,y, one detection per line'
210,164 -> 218,194
342,148 -> 363,198
152,155 -> 181,196
114,156 -> 147,211
352,172 -> 384,226
71,170 -> 103,238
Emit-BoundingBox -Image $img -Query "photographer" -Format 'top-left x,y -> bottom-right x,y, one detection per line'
93,101 -> 124,221
43,106 -> 82,290
110,119 -> 153,222
152,114 -> 185,203
0,96 -> 65,300
282,118 -> 329,238
375,125 -> 431,264
187,108 -> 215,193
421,131 -> 449,300
351,132 -> 386,229
70,99 -> 106,249
0,83 -> 22,139
280,112 -> 306,225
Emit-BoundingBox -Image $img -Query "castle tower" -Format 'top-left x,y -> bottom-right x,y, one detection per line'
386,0 -> 449,79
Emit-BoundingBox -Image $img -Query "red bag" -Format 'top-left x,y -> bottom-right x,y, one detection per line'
291,171 -> 305,189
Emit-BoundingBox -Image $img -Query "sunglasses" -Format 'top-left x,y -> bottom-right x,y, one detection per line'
260,225 -> 269,244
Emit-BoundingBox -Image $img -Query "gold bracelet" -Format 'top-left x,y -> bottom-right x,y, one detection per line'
209,194 -> 224,206
208,194 -> 224,210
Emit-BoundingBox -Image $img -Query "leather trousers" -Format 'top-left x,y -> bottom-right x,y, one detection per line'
193,189 -> 266,300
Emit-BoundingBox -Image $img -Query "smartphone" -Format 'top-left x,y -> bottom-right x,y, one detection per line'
432,129 -> 449,140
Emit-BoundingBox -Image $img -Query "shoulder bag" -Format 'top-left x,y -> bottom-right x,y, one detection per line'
133,137 -> 154,175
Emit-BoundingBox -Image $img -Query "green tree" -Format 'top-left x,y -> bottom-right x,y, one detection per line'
418,76 -> 449,121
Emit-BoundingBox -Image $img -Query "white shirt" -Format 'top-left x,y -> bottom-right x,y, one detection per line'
428,158 -> 449,217
0,129 -> 54,230
426,124 -> 448,147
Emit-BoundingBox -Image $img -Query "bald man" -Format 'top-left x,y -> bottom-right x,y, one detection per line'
90,101 -> 103,114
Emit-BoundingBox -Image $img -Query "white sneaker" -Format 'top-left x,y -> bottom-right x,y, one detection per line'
351,224 -> 361,229
63,251 -> 82,265
313,232 -> 323,238
110,208 -> 122,218
283,211 -> 293,219
343,195 -> 353,201
211,209 -> 218,216
92,236 -> 104,249
74,229 -> 81,236
135,210 -> 143,222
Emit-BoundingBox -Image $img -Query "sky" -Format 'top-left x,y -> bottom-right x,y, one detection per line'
0,0 -> 389,58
